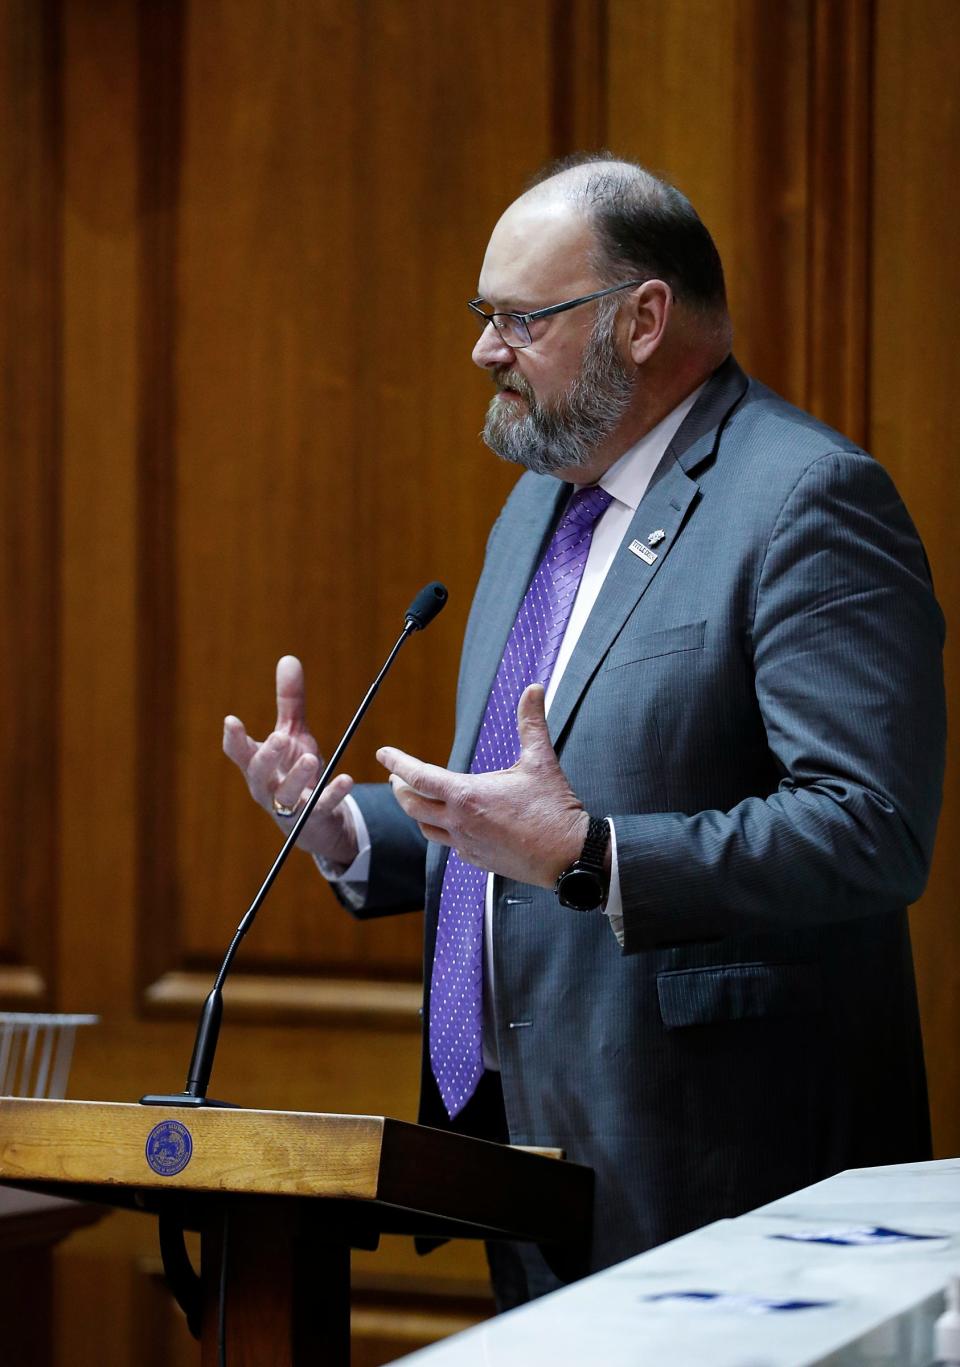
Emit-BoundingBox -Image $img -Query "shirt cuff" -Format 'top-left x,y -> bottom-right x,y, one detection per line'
313,794 -> 371,909
603,817 -> 625,946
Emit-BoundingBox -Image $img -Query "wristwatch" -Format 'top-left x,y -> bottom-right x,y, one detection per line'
555,816 -> 611,911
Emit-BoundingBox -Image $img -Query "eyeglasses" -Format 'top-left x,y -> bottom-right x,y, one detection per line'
467,279 -> 645,349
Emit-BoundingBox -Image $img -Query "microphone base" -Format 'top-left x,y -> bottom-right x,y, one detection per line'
139,1092 -> 237,1108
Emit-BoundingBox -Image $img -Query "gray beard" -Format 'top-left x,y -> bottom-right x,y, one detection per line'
481,315 -> 635,477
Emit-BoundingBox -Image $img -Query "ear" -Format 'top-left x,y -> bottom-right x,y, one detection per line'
624,280 -> 672,365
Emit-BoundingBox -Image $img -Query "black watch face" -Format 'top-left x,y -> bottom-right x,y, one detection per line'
557,868 -> 604,911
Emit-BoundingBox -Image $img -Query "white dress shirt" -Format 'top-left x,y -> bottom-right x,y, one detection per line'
320,386 -> 704,1067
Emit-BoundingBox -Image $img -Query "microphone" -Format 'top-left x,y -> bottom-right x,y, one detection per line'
141,582 -> 448,1108
405,581 -> 448,630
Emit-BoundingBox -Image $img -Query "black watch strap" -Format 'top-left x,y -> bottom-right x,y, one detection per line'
554,816 -> 611,911
578,815 -> 610,873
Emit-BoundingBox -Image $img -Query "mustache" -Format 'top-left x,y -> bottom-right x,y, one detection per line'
491,367 -> 536,403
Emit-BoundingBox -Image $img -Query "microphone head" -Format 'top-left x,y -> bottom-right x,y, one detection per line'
405,581 -> 448,630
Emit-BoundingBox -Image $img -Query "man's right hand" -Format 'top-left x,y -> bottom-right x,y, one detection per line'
222,655 -> 359,869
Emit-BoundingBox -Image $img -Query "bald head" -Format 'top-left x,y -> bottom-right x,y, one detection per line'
520,156 -> 657,207
472,154 -> 732,480
519,154 -> 730,329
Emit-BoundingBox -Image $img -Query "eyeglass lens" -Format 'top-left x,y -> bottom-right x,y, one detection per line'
492,315 -> 531,348
471,302 -> 532,349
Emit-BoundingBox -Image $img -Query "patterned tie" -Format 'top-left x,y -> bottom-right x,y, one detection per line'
430,483 -> 613,1117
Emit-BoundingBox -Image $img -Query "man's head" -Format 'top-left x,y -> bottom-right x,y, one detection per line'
482,293 -> 636,477
472,154 -> 732,482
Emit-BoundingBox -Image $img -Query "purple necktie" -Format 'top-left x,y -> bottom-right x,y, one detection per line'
430,484 -> 613,1117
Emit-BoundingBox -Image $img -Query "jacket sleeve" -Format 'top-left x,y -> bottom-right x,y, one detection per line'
335,781 -> 428,919
614,450 -> 946,952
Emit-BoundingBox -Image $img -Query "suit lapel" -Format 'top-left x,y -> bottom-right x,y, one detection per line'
547,357 -> 749,748
671,354 -> 749,476
546,458 -> 698,745
450,357 -> 750,767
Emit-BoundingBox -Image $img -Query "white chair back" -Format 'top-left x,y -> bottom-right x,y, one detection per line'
0,1013 -> 98,1098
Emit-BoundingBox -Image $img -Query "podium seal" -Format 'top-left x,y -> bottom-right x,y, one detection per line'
145,1118 -> 193,1176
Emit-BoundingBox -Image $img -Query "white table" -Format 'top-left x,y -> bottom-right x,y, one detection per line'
393,1157 -> 960,1366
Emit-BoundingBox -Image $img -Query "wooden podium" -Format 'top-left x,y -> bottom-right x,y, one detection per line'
0,1097 -> 593,1365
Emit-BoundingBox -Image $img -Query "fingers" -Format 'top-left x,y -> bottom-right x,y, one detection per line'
269,748 -> 321,810
275,770 -> 355,819
240,732 -> 295,803
412,820 -> 454,847
516,683 -> 553,760
223,716 -> 259,771
386,769 -> 447,821
312,772 -> 354,814
249,731 -> 354,820
388,774 -> 454,847
275,655 -> 307,732
376,747 -> 452,798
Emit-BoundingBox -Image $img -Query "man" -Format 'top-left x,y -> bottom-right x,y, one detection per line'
224,155 -> 945,1305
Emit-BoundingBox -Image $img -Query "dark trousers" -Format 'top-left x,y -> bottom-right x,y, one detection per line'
452,1070 -> 568,1313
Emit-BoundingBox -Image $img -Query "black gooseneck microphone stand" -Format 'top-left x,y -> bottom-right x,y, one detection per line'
140,580 -> 448,1109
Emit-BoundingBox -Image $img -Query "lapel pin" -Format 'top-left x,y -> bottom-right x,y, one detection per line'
648,529 -> 665,545
629,538 -> 657,565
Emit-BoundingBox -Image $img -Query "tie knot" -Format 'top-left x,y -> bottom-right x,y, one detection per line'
562,484 -> 613,531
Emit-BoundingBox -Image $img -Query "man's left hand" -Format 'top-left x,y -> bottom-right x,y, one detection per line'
376,683 -> 589,887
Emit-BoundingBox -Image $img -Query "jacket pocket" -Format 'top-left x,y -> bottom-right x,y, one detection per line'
656,961 -> 822,1029
603,619 -> 706,670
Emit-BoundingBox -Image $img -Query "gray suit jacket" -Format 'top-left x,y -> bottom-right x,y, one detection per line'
349,357 -> 945,1272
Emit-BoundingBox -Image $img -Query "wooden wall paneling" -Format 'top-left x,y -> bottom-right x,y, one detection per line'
58,0 -> 141,1029
162,0 -> 373,989
54,1211 -> 163,1367
126,1256 -> 493,1367
0,1190 -> 104,1367
870,0 -> 960,1157
804,0 -> 873,445
135,0 -> 187,1030
55,0 -> 164,1360
131,1254 -> 199,1367
0,0 -> 60,1008
550,0 -> 609,154
44,0 -> 560,1358
38,2 -> 958,1362
349,1272 -> 492,1367
144,0 -> 558,1023
606,0 -> 812,404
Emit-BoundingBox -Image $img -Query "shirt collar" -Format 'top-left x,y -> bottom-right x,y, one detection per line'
599,382 -> 707,511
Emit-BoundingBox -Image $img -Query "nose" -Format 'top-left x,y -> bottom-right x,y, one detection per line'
472,321 -> 517,370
